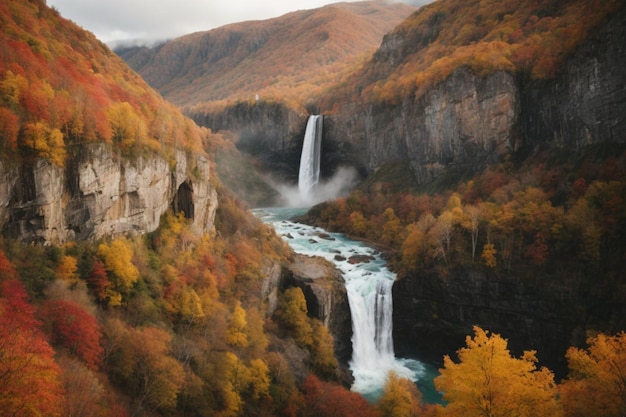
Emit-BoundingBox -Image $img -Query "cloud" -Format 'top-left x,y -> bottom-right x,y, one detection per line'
48,0 -> 372,45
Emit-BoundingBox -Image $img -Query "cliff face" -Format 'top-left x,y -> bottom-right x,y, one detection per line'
282,254 -> 353,366
392,270 -> 575,374
327,69 -> 518,183
0,144 -> 218,245
521,4 -> 626,149
325,6 -> 626,184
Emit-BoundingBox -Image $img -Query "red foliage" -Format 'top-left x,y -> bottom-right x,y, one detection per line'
302,375 -> 378,417
41,299 -> 103,370
87,260 -> 111,303
0,108 -> 20,150
0,279 -> 64,416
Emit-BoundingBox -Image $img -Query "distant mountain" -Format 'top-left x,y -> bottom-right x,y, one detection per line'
116,1 -> 416,110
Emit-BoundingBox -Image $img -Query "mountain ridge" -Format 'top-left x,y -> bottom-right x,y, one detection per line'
116,1 -> 416,109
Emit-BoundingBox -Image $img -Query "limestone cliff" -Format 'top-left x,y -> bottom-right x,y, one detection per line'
0,144 -> 218,245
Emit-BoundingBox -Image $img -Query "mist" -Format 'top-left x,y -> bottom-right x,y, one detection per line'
273,166 -> 359,208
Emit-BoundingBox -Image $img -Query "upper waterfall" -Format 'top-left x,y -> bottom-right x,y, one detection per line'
298,115 -> 323,199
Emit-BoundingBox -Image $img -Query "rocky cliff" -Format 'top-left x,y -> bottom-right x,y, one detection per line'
326,68 -> 518,183
0,144 -> 218,245
190,102 -> 307,183
281,254 -> 352,366
520,4 -> 626,149
392,269 -> 576,375
261,253 -> 353,383
325,6 -> 626,185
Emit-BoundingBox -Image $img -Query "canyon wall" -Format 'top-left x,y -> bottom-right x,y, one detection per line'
0,144 -> 218,245
325,6 -> 626,184
392,269 -> 578,375
327,69 -> 518,184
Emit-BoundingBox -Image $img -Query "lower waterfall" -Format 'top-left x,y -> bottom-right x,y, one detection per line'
254,208 -> 435,401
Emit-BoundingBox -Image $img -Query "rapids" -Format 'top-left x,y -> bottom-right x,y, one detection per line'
254,207 -> 434,401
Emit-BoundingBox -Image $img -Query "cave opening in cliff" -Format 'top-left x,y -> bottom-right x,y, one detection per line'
173,181 -> 194,220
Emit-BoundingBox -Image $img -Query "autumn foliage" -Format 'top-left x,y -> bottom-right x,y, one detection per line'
0,0 -> 208,167
435,326 -> 562,417
0,277 -> 64,417
322,0 -> 621,109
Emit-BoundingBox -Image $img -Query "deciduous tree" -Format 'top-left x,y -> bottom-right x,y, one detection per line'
435,326 -> 562,417
40,299 -> 103,370
378,371 -> 423,417
560,331 -> 626,417
0,279 -> 64,417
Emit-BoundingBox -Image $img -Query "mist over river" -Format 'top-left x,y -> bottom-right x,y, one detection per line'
254,207 -> 441,403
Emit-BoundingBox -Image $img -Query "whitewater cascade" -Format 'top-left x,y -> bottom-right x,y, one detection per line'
298,115 -> 323,199
253,207 -> 424,400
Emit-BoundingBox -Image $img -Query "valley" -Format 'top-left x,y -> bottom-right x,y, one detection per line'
0,0 -> 625,416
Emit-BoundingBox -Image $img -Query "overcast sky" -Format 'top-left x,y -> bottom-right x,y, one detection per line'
47,0 -> 423,46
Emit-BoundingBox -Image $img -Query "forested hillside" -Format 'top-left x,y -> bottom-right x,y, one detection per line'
2,0 -> 626,416
0,1 -> 364,416
116,1 -> 415,110
0,0 -> 207,165
321,0 -> 620,108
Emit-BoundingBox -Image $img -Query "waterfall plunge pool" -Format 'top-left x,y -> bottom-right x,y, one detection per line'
254,207 -> 441,403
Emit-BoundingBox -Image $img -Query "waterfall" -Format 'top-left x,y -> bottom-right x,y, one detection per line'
298,115 -> 323,199
252,207 -> 425,400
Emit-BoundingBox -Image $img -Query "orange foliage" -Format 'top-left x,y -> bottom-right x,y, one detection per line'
323,0 -> 620,109
0,278 -> 64,417
302,375 -> 378,417
560,331 -> 626,417
0,0 -> 206,165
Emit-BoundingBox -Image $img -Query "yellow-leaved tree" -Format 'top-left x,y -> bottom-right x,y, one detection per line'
377,371 -> 423,417
560,331 -> 626,417
97,238 -> 139,306
435,326 -> 562,417
226,301 -> 249,349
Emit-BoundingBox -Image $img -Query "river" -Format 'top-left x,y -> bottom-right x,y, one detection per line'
254,206 -> 440,403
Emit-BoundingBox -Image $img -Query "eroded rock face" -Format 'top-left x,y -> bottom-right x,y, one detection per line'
521,5 -> 626,149
282,254 -> 353,365
327,68 -> 519,184
0,143 -> 217,244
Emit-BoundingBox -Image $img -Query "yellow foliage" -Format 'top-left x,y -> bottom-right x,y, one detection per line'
0,70 -> 28,106
481,243 -> 497,268
378,371 -> 422,417
435,326 -> 562,417
560,331 -> 626,417
245,359 -> 271,400
105,102 -> 147,149
97,238 -> 139,294
55,255 -> 78,283
226,301 -> 249,348
22,121 -> 66,166
310,320 -> 338,377
278,287 -> 313,348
